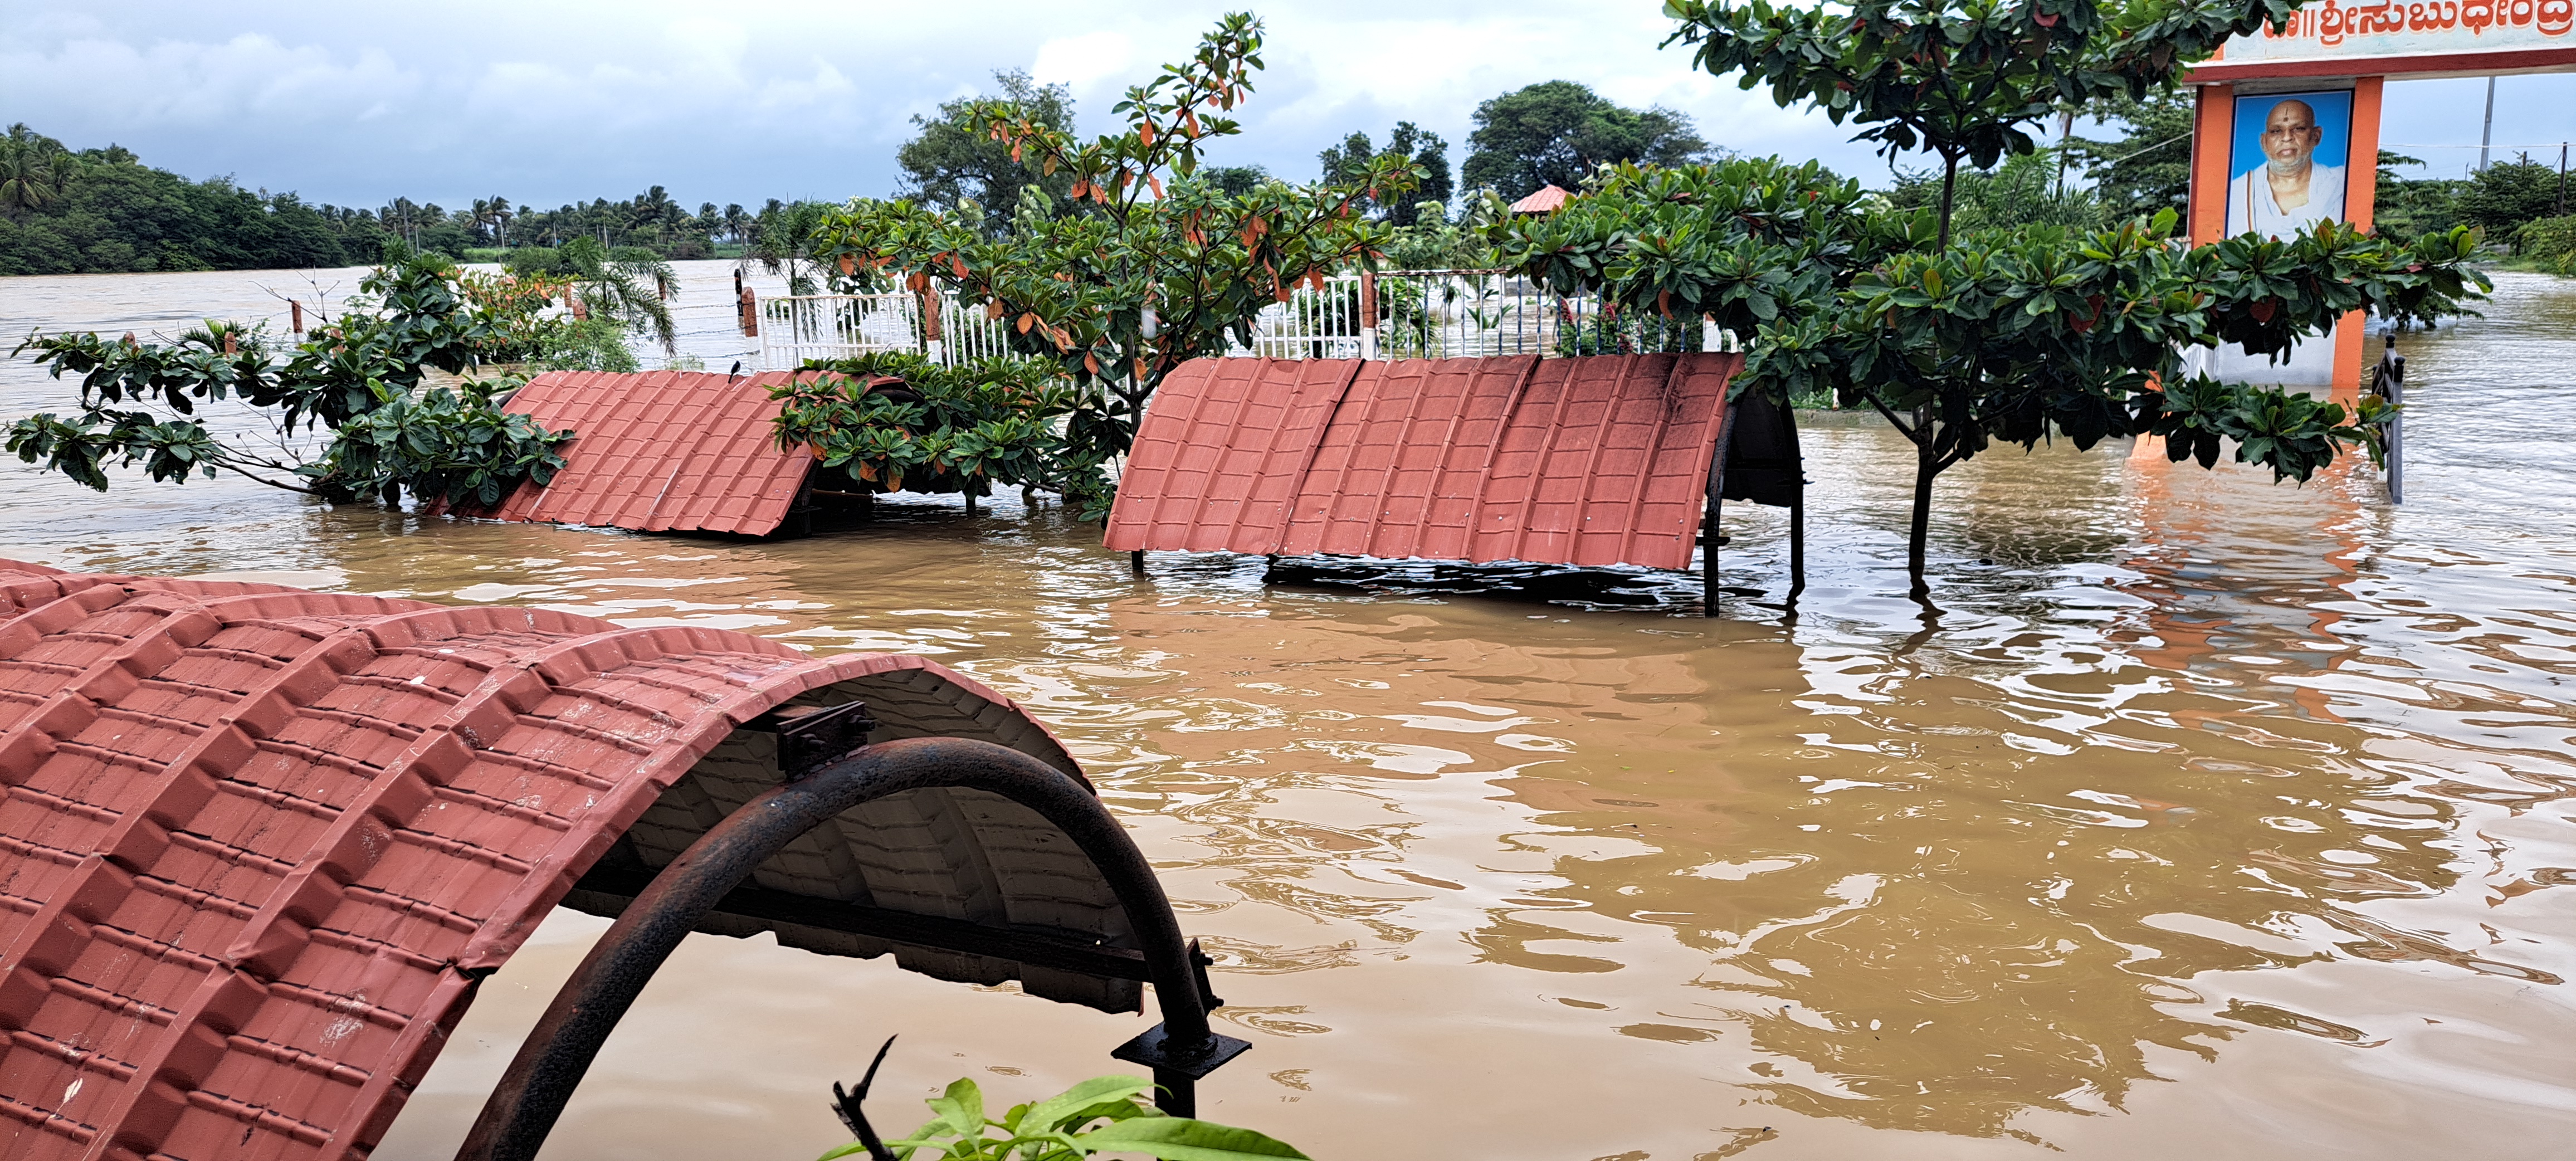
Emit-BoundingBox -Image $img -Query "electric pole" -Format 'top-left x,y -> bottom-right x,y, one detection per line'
2479,76 -> 2496,172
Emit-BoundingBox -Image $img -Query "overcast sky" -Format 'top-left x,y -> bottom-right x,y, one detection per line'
3,1 -> 2568,213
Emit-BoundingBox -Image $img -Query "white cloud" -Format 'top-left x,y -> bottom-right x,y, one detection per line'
1,34 -> 421,129
1031,31 -> 1138,94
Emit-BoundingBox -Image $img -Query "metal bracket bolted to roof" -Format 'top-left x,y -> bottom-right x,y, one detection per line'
766,700 -> 879,779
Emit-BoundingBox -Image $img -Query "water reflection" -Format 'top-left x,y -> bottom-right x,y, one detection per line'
2,271 -> 2572,1158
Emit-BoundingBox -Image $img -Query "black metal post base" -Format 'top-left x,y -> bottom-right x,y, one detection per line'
1111,1023 -> 1254,1118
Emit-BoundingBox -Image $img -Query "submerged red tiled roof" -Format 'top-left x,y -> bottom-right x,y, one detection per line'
1106,354 -> 1741,571
0,560 -> 1080,1161
459,369 -> 817,535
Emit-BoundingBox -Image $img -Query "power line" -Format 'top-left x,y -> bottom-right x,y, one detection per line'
2382,142 -> 2568,150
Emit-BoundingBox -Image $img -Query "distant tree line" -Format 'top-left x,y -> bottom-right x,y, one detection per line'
0,123 -> 809,275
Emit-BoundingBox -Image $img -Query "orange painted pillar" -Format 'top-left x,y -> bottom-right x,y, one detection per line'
2331,76 -> 2387,402
2188,83 -> 2236,245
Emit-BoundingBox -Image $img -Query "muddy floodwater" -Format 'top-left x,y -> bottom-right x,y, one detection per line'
3,265 -> 2572,1159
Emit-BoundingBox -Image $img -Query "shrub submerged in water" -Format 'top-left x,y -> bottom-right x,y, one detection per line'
7,240 -> 576,507
771,351 -> 1123,521
818,1073 -> 1306,1161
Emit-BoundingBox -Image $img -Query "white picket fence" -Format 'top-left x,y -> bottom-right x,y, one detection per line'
757,291 -> 1016,369
752,270 -> 1738,370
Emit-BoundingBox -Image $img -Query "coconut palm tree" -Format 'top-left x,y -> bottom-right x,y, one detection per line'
561,235 -> 678,356
0,124 -> 81,216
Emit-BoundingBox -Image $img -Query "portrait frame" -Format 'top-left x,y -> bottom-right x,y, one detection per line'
2223,89 -> 2355,237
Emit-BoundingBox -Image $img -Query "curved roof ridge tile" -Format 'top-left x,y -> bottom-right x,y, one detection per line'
0,566 -> 1085,1160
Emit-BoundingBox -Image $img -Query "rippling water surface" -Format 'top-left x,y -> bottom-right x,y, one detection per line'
3,268 -> 2572,1159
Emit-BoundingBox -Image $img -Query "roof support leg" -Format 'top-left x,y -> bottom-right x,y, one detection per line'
1131,549 -> 1147,575
1703,489 -> 1722,618
1702,397 -> 1740,618
453,736 -> 1243,1161
1788,490 -> 1806,603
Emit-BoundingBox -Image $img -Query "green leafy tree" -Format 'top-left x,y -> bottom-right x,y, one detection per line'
1384,189 -> 1511,271
749,198 -> 837,294
1319,121 -> 1454,225
771,352 -> 1115,515
2065,90 -> 2196,218
899,70 -> 1079,222
2458,155 -> 2564,247
819,1073 -> 1306,1161
1502,0 -> 2499,601
0,126 -> 352,274
8,241 -> 573,505
2371,152 -> 2466,240
1196,165 -> 1273,197
1461,81 -> 1712,202
807,12 -> 1418,512
500,237 -> 679,355
1670,0 -> 2310,248
1887,149 -> 2105,234
2516,214 -> 2576,274
0,124 -> 82,215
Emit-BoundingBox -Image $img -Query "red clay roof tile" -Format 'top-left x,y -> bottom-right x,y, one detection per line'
0,560 -> 1085,1161
443,369 -> 818,536
1108,354 -> 1741,570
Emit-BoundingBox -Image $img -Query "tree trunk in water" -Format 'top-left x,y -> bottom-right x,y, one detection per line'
1937,153 -> 1960,251
1908,439 -> 1939,600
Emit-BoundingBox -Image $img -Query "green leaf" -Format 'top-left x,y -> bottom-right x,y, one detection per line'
1075,1116 -> 1311,1160
1022,1075 -> 1157,1133
921,1076 -> 987,1140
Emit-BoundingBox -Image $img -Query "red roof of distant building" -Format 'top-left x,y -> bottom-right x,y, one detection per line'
453,369 -> 816,535
1507,183 -> 1572,213
1105,353 -> 1742,571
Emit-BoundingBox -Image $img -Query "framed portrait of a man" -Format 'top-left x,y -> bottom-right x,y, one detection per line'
2225,90 -> 2353,238
2208,88 -> 2355,388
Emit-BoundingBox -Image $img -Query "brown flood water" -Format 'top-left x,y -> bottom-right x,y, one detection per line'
3,266 -> 2573,1159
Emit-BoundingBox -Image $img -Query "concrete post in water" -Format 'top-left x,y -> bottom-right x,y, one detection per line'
1358,272 -> 1378,361
290,299 -> 304,334
739,287 -> 759,338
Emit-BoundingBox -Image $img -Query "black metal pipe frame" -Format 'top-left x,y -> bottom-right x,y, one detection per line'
453,735 -> 1245,1161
